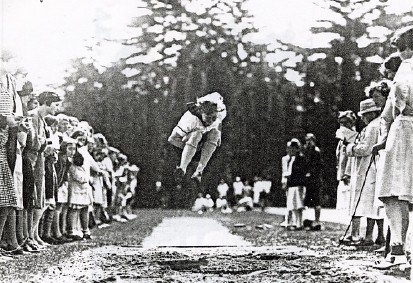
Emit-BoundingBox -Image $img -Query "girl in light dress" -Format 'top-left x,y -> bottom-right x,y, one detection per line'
281,139 -> 306,230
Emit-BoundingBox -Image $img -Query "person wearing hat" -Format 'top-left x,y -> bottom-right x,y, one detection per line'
168,92 -> 227,184
281,138 -> 307,230
343,98 -> 383,246
372,25 -> 413,269
335,110 -> 357,214
303,133 -> 323,231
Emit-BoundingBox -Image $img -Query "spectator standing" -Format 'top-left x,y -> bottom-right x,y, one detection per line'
252,176 -> 263,208
303,133 -> 323,230
260,176 -> 272,211
29,91 -> 61,248
282,139 -> 306,230
373,26 -> 413,269
0,55 -> 23,257
346,99 -> 383,245
67,151 -> 92,240
335,111 -> 357,214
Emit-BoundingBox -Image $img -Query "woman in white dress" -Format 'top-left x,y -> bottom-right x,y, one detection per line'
373,26 -> 413,269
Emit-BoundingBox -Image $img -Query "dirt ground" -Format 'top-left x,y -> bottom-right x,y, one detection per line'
1,209 -> 410,283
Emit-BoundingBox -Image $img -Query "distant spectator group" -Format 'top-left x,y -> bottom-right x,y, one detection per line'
191,175 -> 272,214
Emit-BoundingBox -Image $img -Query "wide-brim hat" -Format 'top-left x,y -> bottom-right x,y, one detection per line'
358,98 -> 381,116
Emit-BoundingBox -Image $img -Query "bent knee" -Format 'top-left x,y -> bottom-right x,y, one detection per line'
186,131 -> 203,147
206,129 -> 221,146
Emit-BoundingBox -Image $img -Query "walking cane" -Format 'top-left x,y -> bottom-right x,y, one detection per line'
339,154 -> 376,245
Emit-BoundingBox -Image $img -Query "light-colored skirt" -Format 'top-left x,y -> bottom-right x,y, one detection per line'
336,181 -> 351,214
57,182 -> 68,204
376,115 -> 413,203
286,186 -> 305,211
13,153 -> 24,210
92,177 -> 107,206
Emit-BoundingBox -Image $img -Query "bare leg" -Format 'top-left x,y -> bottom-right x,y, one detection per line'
22,209 -> 28,240
195,142 -> 217,174
179,144 -> 197,174
79,206 -> 90,237
32,208 -> 48,246
52,204 -> 62,238
15,209 -> 25,245
0,207 -> 12,242
60,204 -> 68,236
42,208 -> 54,239
383,198 -> 408,247
4,209 -> 20,249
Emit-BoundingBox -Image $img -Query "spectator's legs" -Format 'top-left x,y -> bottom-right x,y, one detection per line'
375,219 -> 385,244
351,216 -> 361,241
314,206 -> 321,224
296,209 -> 303,228
365,218 -> 375,242
22,209 -> 28,241
32,208 -> 47,246
67,208 -> 79,236
4,209 -> 20,249
15,209 -> 25,245
383,198 -> 409,252
0,207 -> 12,246
79,206 -> 90,237
27,208 -> 34,240
60,204 -> 68,236
53,204 -> 63,238
42,207 -> 54,239
94,204 -> 102,225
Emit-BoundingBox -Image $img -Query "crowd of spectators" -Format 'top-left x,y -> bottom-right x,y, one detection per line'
191,175 -> 272,214
0,52 -> 140,262
333,26 -> 413,270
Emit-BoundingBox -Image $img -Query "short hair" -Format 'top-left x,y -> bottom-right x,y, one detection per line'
391,25 -> 413,52
56,113 -> 70,123
71,130 -> 86,139
17,81 -> 33,97
73,152 -> 84,166
199,101 -> 218,115
44,115 -> 58,127
384,53 -> 402,73
368,80 -> 391,98
37,91 -> 61,106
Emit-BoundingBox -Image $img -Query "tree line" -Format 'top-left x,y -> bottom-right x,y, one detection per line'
61,0 -> 412,208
